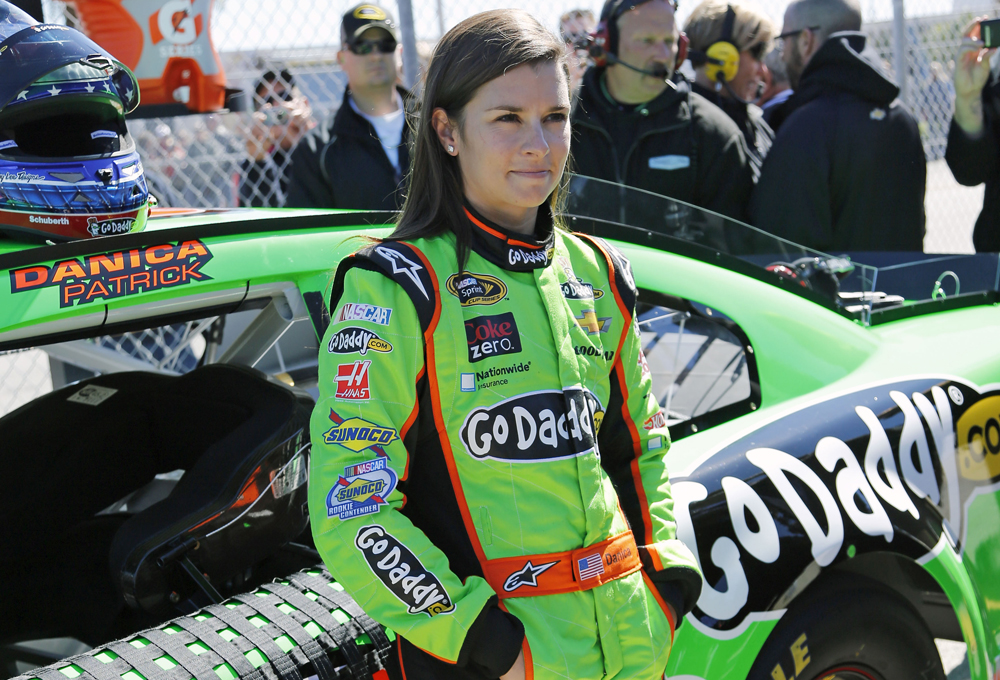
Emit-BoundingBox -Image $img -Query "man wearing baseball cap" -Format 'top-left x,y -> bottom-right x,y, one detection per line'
286,3 -> 413,210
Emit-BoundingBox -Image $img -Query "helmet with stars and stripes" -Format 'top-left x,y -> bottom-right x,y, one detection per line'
0,1 -> 149,241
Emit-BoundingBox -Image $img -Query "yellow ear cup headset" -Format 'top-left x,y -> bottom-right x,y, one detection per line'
689,4 -> 766,104
690,4 -> 740,82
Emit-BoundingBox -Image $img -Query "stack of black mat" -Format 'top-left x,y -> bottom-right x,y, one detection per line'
12,569 -> 392,680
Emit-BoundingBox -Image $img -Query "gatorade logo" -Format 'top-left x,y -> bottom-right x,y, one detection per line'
150,0 -> 204,45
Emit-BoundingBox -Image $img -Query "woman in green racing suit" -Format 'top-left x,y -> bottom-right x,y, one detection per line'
308,9 -> 702,680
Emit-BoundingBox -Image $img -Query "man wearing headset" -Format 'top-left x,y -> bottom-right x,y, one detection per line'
285,3 -> 413,210
749,0 -> 926,252
571,0 -> 754,224
684,0 -> 775,180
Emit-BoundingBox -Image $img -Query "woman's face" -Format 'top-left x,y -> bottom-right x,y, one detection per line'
437,61 -> 571,230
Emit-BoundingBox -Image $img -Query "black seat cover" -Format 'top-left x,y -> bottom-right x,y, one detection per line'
0,363 -> 313,642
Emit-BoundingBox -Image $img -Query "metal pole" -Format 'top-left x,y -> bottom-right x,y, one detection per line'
891,0 -> 907,104
397,0 -> 421,90
436,0 -> 446,38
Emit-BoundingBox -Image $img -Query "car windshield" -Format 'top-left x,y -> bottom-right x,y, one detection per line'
563,174 -> 1000,324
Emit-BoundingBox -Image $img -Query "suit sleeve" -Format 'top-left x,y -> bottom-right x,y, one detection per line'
749,110 -> 834,250
595,246 -> 704,619
286,131 -> 337,208
309,266 -> 521,672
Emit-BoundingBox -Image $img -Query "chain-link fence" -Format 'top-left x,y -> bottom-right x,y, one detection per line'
3,0 -> 996,419
31,0 -> 995,254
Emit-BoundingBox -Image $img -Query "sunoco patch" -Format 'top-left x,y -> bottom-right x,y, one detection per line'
323,408 -> 399,455
326,457 -> 397,520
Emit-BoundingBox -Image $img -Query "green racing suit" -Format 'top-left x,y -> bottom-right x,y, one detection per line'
308,204 -> 702,680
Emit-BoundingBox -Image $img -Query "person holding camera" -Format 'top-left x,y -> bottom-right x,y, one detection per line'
239,69 -> 315,207
946,20 -> 999,251
285,3 -> 414,210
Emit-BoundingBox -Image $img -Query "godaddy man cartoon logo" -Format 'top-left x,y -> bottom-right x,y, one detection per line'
87,216 -> 135,237
9,240 -> 213,307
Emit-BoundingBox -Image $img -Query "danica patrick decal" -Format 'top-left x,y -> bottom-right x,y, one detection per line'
323,408 -> 398,454
326,457 -> 397,520
355,525 -> 455,616
460,388 -> 604,462
9,240 -> 212,307
672,378 -> 1000,632
446,272 -> 507,306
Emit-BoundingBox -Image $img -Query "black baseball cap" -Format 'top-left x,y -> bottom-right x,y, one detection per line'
341,4 -> 399,46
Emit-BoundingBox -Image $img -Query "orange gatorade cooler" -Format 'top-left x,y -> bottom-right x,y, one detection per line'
63,0 -> 226,112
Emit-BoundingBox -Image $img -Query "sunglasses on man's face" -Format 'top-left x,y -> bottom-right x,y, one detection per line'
265,89 -> 294,106
348,37 -> 397,55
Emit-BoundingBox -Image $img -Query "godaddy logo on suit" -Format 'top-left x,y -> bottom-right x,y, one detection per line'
355,525 -> 455,617
460,388 -> 604,462
327,326 -> 393,355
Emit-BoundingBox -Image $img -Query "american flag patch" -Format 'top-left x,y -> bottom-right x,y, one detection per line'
577,553 -> 605,580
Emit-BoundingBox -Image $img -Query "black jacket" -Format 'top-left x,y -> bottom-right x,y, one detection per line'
750,32 -> 926,252
239,149 -> 290,208
945,64 -> 1000,252
285,86 -> 412,210
691,81 -> 774,181
571,67 -> 754,225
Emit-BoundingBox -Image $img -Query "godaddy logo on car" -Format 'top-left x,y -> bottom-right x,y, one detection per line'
327,326 -> 393,355
460,388 -> 604,462
355,525 -> 455,617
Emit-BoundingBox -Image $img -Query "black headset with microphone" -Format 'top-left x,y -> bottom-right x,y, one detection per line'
586,0 -> 689,81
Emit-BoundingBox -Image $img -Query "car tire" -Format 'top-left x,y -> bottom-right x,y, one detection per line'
747,573 -> 946,680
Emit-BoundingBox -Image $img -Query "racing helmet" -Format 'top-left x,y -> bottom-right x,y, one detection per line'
0,2 -> 149,241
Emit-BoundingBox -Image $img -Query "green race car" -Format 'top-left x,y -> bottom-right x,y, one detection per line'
1,177 -> 998,680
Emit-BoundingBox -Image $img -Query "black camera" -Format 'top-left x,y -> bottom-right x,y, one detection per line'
982,18 -> 1000,49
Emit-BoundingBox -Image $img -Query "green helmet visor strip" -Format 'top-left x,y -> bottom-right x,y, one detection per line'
15,570 -> 395,680
0,25 -> 139,112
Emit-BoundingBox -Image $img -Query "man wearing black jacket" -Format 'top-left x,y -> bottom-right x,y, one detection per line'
945,25 -> 999,252
750,0 -> 926,252
572,0 -> 754,225
286,3 -> 412,210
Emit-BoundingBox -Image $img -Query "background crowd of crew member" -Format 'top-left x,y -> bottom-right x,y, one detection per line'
238,0 -> 998,256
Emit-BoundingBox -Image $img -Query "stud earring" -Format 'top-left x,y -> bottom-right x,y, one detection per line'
447,145 -> 455,154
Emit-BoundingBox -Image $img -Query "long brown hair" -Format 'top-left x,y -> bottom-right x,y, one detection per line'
388,10 -> 570,270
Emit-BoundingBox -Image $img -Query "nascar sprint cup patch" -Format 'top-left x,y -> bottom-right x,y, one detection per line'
355,525 -> 455,617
